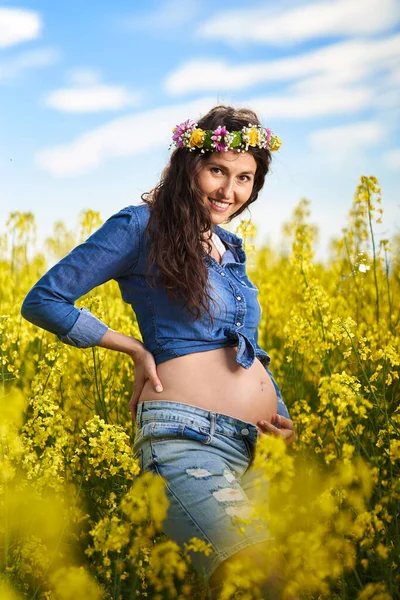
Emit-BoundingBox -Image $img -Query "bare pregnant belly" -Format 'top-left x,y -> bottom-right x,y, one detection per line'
138,346 -> 278,427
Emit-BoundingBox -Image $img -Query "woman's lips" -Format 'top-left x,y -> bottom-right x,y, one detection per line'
208,198 -> 231,212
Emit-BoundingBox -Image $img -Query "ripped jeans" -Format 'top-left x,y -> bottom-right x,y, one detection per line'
132,400 -> 273,586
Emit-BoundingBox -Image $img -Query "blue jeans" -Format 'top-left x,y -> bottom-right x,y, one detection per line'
133,400 -> 273,586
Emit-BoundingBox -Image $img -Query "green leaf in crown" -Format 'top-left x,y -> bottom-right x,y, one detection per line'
202,130 -> 214,151
230,131 -> 242,148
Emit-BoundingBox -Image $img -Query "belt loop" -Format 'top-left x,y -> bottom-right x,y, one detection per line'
209,412 -> 216,441
136,401 -> 143,426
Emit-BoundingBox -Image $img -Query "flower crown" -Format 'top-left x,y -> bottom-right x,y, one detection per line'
171,120 -> 282,153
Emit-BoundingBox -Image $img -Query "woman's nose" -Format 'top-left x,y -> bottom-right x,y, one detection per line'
217,179 -> 234,200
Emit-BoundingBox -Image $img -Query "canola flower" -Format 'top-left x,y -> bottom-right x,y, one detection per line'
0,175 -> 398,598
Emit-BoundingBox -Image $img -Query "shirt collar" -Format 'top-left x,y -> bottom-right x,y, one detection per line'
215,225 -> 245,263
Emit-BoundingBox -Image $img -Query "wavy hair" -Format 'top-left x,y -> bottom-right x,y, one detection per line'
141,105 -> 272,324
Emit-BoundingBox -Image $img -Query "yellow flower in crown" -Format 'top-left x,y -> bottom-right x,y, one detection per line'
189,128 -> 206,148
269,135 -> 282,152
248,127 -> 259,146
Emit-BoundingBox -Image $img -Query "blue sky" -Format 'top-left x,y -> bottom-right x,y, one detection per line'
1,0 -> 399,262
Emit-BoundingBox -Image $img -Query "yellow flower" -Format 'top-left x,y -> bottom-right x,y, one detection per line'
50,566 -> 102,600
189,128 -> 205,148
248,127 -> 259,146
269,135 -> 282,151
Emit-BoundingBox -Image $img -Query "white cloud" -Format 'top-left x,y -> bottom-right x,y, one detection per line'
0,7 -> 41,47
382,148 -> 400,170
118,0 -> 201,31
0,48 -> 60,82
164,34 -> 400,96
66,67 -> 103,86
35,97 -> 217,177
308,121 -> 386,162
245,87 -> 372,119
198,0 -> 400,45
43,84 -> 142,113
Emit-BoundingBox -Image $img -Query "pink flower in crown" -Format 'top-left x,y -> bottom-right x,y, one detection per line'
172,119 -> 197,148
211,126 -> 228,152
264,127 -> 272,149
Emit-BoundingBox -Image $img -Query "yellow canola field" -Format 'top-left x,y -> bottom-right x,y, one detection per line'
0,176 -> 398,599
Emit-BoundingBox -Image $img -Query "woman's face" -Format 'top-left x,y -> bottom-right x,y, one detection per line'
197,150 -> 257,226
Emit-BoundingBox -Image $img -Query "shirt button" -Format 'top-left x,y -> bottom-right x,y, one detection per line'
236,296 -> 242,300
236,322 -> 241,326
221,272 -> 226,277
241,428 -> 249,436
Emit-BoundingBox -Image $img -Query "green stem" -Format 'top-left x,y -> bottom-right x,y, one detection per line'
365,181 -> 379,324
343,233 -> 361,326
112,549 -> 122,600
341,325 -> 379,407
384,248 -> 393,334
92,347 -> 108,423
299,260 -> 332,377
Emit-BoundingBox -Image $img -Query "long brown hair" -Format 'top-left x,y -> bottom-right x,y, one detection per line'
141,105 -> 272,323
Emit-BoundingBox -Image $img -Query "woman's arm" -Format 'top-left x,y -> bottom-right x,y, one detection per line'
97,327 -> 146,360
21,206 -> 140,348
96,328 -> 164,417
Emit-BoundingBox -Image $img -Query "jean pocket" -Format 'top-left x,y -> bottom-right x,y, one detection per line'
148,421 -> 211,446
150,421 -> 185,443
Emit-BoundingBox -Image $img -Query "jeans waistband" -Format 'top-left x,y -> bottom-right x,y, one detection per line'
136,400 -> 259,441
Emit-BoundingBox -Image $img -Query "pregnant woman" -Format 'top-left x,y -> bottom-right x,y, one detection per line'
21,104 -> 295,598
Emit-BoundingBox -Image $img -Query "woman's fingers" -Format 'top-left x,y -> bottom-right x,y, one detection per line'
153,378 -> 163,393
257,417 -> 296,445
129,350 -> 164,422
140,351 -> 164,393
274,414 -> 294,430
257,420 -> 279,435
129,374 -> 144,421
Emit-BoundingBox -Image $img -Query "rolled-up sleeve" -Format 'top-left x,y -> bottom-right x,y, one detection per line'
21,205 -> 140,348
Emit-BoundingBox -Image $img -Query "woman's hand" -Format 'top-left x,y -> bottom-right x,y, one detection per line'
129,348 -> 163,422
257,414 -> 296,446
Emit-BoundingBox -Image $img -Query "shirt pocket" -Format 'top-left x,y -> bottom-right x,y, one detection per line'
228,265 -> 258,291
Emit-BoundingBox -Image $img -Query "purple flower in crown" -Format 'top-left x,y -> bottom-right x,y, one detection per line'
172,119 -> 197,148
264,127 -> 272,149
211,125 -> 228,152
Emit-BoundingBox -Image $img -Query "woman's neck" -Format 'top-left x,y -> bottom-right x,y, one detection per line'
205,225 -> 217,236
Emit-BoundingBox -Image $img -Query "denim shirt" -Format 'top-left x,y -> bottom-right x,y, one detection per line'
21,203 -> 291,419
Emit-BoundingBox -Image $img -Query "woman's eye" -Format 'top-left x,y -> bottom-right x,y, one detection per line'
211,167 -> 222,174
239,175 -> 250,182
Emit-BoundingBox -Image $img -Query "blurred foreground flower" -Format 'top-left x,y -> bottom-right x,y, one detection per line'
217,435 -> 376,599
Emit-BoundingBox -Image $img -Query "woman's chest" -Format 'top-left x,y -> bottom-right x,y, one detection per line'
202,237 -> 224,264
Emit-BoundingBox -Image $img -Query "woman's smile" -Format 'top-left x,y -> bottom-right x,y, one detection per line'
197,150 -> 257,223
208,198 -> 232,212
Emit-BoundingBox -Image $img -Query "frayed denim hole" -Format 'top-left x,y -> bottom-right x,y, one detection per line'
211,485 -> 247,505
185,467 -> 213,480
